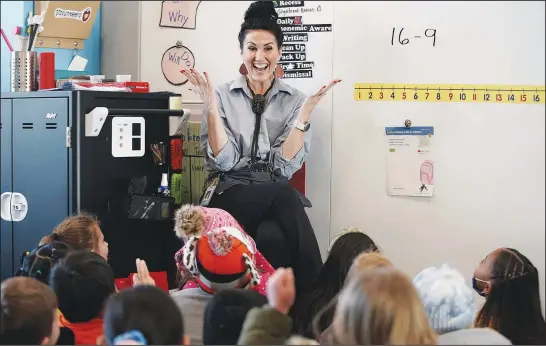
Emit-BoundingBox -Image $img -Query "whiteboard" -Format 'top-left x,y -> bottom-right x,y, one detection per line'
331,1 -> 545,311
138,1 -> 545,310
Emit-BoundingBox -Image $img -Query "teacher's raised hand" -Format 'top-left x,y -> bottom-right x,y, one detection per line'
181,68 -> 217,112
299,79 -> 342,121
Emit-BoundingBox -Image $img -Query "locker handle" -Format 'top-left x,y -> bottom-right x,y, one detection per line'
0,192 -> 28,222
10,193 -> 28,222
0,192 -> 12,221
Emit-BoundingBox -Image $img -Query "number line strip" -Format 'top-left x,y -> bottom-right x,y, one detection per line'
355,88 -> 545,92
353,83 -> 545,104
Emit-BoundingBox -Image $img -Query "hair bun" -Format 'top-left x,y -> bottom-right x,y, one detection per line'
244,1 -> 278,21
174,204 -> 205,239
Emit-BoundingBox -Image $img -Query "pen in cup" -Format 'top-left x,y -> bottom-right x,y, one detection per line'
1,28 -> 14,52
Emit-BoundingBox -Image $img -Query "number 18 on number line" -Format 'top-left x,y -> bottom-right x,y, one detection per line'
354,84 -> 545,104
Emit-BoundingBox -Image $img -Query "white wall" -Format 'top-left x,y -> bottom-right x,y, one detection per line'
101,1 -> 141,80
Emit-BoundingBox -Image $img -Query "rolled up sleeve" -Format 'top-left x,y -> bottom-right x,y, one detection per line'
270,98 -> 311,180
200,91 -> 240,172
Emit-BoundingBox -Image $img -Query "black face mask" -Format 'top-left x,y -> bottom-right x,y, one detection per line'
472,276 -> 487,297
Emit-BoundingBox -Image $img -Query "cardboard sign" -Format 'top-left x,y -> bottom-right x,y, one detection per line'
160,1 -> 201,29
34,1 -> 101,49
161,41 -> 196,85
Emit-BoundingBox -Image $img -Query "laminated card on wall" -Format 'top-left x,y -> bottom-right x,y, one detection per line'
385,126 -> 434,197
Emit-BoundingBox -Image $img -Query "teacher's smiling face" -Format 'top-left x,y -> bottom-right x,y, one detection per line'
242,30 -> 281,83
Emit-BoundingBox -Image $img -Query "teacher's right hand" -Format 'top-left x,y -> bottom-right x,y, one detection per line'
181,68 -> 217,112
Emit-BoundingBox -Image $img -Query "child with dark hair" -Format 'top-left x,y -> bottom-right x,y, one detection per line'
102,285 -> 188,345
0,277 -> 60,345
50,250 -> 116,344
291,228 -> 380,339
472,247 -> 546,344
15,241 -> 72,285
202,289 -> 267,345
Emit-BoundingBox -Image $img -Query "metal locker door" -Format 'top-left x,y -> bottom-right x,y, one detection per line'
11,97 -> 70,275
0,99 -> 13,281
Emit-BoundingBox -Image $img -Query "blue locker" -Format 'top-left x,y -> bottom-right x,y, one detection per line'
1,99 -> 13,280
11,98 -> 70,276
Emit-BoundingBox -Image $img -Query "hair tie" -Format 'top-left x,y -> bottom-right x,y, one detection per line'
111,330 -> 148,345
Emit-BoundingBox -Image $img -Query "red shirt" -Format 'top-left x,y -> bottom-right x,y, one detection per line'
59,312 -> 103,345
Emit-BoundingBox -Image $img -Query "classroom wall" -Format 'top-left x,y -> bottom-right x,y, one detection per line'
0,1 -> 102,92
0,1 -> 25,92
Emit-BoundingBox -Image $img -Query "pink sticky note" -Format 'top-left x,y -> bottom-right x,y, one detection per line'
160,1 -> 201,29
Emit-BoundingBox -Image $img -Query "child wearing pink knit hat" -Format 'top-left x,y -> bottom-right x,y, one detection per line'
173,204 -> 274,296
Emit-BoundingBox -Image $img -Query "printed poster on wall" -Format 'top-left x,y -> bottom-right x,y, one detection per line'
274,1 -> 333,83
385,126 -> 435,197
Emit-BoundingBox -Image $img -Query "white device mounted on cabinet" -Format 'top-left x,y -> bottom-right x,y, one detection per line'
85,107 -> 192,137
112,117 -> 146,157
0,192 -> 29,222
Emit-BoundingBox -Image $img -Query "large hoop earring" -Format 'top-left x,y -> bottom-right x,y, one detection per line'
239,63 -> 248,76
275,64 -> 284,78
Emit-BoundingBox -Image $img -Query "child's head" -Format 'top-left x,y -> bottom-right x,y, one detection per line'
178,227 -> 261,294
103,285 -> 186,345
293,228 -> 380,338
0,277 -> 60,345
16,241 -> 72,285
203,289 -> 267,344
333,267 -> 437,345
40,213 -> 108,260
473,247 -> 546,344
50,251 -> 116,323
346,251 -> 393,282
174,205 -> 246,241
413,264 -> 475,334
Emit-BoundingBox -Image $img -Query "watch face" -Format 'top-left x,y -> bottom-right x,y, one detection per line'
304,123 -> 311,131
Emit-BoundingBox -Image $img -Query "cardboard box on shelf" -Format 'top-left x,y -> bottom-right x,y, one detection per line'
180,121 -> 206,204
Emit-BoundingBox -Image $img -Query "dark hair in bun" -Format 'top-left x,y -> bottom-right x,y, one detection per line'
238,1 -> 283,50
15,241 -> 73,285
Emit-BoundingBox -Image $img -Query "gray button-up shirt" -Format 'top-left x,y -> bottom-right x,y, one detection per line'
200,75 -> 310,180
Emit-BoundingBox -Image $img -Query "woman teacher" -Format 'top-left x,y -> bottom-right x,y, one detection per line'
181,0 -> 340,293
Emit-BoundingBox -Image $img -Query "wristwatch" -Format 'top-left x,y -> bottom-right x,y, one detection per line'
294,120 -> 311,132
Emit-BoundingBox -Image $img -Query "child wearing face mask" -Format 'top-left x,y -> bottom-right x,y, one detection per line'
472,248 -> 546,345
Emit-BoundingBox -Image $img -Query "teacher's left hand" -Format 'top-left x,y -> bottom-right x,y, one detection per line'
300,79 -> 342,119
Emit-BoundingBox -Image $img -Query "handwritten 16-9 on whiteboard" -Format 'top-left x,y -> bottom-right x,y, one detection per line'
160,1 -> 201,29
354,84 -> 545,104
